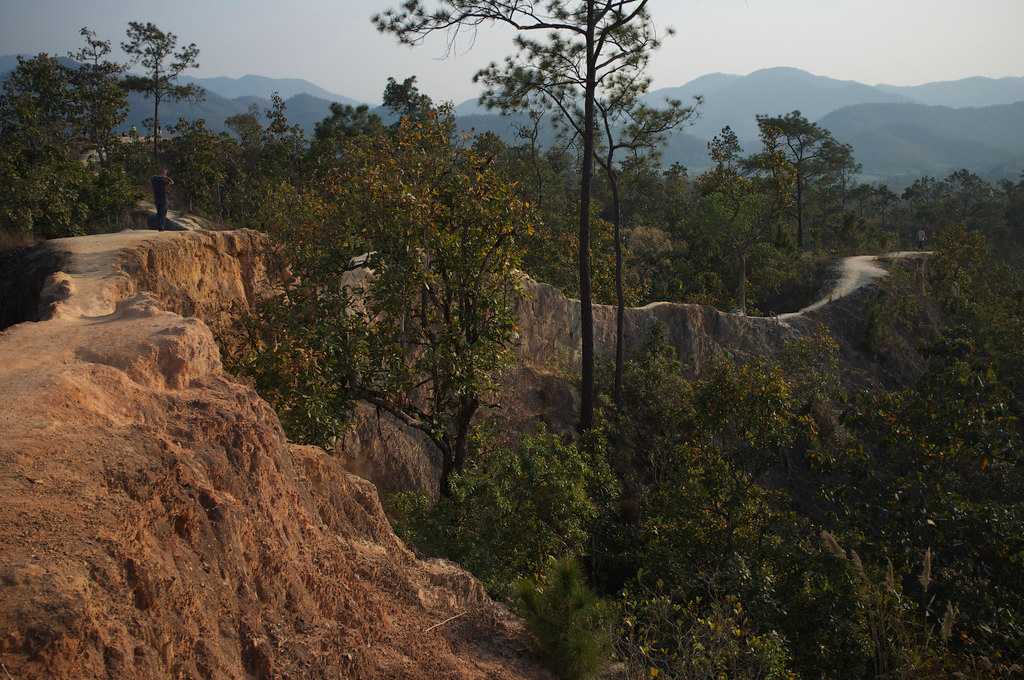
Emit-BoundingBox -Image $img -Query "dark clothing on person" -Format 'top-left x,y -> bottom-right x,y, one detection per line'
151,175 -> 170,206
155,201 -> 168,230
151,175 -> 170,230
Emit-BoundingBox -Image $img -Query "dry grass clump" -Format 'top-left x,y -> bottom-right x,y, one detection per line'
815,531 -> 1022,679
0,229 -> 39,253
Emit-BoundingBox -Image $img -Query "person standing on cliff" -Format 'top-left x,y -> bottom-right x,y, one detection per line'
917,228 -> 927,251
151,168 -> 174,231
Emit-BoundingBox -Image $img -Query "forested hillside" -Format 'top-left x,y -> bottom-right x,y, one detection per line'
642,67 -> 910,140
877,75 -> 1024,107
2,10 -> 1024,680
821,101 -> 1024,181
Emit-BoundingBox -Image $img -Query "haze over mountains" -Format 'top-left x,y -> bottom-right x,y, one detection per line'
122,67 -> 1024,183
177,73 -> 362,106
642,67 -> 911,140
634,67 -> 1024,182
3,54 -> 1022,184
876,77 -> 1024,108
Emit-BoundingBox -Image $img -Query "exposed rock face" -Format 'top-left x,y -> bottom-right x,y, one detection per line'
335,255 -> 913,499
0,230 -> 550,680
0,243 -> 68,331
515,276 -> 805,376
515,261 -> 898,383
336,402 -> 444,499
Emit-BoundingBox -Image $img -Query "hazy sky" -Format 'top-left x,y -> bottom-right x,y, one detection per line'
1,0 -> 1021,103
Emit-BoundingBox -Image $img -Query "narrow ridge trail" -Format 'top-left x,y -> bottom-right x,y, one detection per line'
776,251 -> 928,320
0,228 -> 551,680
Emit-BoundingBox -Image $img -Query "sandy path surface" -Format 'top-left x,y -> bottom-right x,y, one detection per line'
775,251 -> 928,320
41,229 -> 190,319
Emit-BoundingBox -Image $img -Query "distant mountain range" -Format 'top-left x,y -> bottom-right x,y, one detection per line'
642,67 -> 912,141
455,68 -> 1024,182
819,100 -> 1024,181
876,76 -> 1024,108
177,73 -> 362,106
634,67 -> 1024,181
3,55 -> 1022,183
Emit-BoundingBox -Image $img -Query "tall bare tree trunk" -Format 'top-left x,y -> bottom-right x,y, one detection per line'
578,3 -> 597,431
737,253 -> 747,315
796,173 -> 804,249
611,171 -> 625,411
443,396 -> 479,497
152,95 -> 160,164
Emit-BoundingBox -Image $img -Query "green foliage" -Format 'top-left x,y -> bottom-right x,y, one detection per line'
309,102 -> 384,168
233,112 -> 530,491
835,229 -> 1024,668
69,27 -> 128,166
389,428 -> 617,596
515,557 -> 611,680
617,590 -> 792,680
381,75 -> 433,122
585,322 -> 1023,678
166,118 -> 229,214
820,534 -> 962,679
0,50 -> 136,236
755,110 -> 857,249
121,21 -> 202,159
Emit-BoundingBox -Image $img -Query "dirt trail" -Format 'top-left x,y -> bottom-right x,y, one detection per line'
0,229 -> 549,680
776,251 -> 928,320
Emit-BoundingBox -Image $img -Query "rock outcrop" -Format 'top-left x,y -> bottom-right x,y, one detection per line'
515,254 -> 914,384
338,254 -> 918,499
0,230 -> 550,679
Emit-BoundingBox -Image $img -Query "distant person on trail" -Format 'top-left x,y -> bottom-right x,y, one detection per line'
917,228 -> 927,250
151,169 -> 174,231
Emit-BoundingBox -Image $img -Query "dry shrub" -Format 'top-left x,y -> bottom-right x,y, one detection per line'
0,229 -> 39,253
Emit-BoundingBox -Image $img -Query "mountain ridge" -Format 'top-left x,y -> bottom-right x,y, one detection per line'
643,67 -> 913,140
819,100 -> 1024,179
5,55 -> 1022,181
876,75 -> 1024,107
177,72 -> 363,106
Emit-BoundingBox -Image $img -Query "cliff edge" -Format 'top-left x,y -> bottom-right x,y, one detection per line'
0,230 -> 550,679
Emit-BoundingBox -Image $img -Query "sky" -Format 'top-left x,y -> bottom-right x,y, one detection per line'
1,0 -> 1021,104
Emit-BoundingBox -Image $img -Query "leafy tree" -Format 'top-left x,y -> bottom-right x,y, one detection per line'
238,114 -> 530,494
344,115 -> 527,491
698,127 -> 780,313
212,97 -> 306,224
121,21 -> 202,162
69,27 -> 127,165
756,111 -> 849,249
166,118 -> 228,214
872,184 -> 900,239
742,122 -> 795,247
593,80 -> 697,409
0,54 -> 78,150
260,94 -> 307,182
0,52 -> 135,236
220,105 -> 264,223
381,75 -> 434,123
942,168 -> 1003,232
390,428 -> 616,594
376,0 -> 669,431
0,55 -> 90,235
902,175 -> 947,237
809,138 -> 861,248
309,102 -> 384,170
